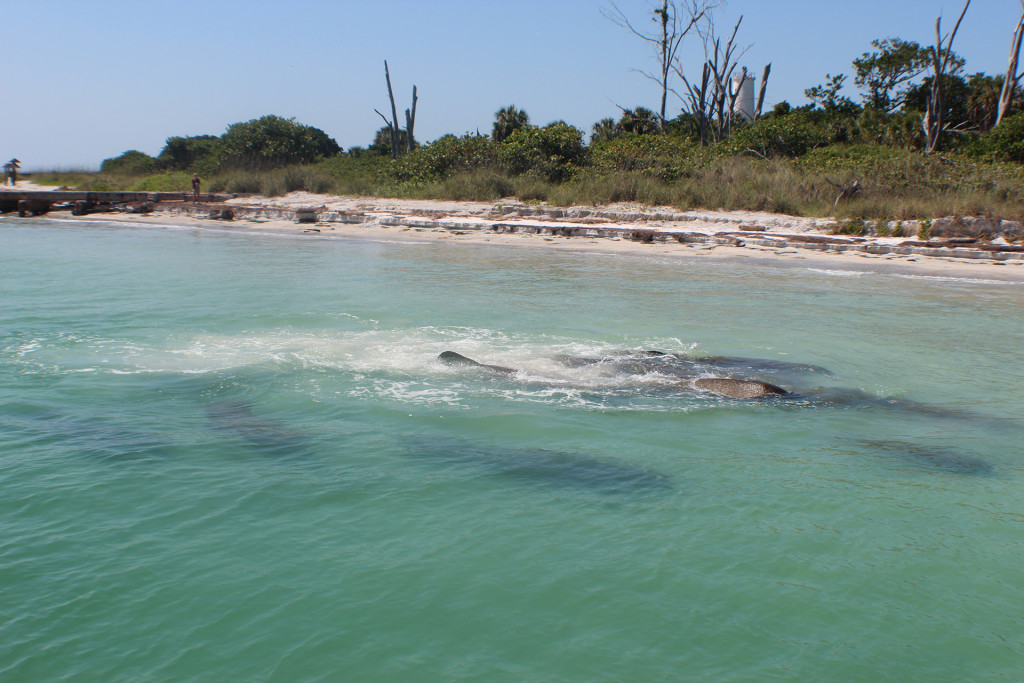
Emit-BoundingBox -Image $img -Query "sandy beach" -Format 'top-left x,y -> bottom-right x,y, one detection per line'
6,183 -> 1024,282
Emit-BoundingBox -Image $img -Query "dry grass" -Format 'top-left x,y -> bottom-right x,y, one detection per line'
30,147 -> 1024,223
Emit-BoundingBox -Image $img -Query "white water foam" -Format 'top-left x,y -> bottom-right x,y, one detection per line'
894,273 -> 1020,286
807,268 -> 872,277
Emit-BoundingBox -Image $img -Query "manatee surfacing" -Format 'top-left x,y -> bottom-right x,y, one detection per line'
692,377 -> 790,399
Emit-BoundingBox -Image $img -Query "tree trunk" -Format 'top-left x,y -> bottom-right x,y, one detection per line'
924,0 -> 970,154
659,0 -> 669,128
384,60 -> 401,160
997,8 -> 1024,126
754,63 -> 771,120
405,85 -> 418,154
698,63 -> 710,145
725,66 -> 747,135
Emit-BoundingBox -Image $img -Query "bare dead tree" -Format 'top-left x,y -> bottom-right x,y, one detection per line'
707,15 -> 745,142
997,1 -> 1024,126
405,86 -> 418,154
374,61 -> 418,160
723,64 -> 747,136
603,0 -> 720,128
924,0 -> 971,153
754,63 -> 771,120
675,12 -> 754,144
680,62 -> 713,145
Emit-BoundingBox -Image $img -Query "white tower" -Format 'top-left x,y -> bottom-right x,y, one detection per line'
731,73 -> 756,121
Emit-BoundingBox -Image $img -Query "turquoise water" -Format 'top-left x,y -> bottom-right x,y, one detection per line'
2,217 -> 1023,681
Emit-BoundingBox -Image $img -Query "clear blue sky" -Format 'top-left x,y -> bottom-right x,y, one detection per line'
4,0 -> 1021,170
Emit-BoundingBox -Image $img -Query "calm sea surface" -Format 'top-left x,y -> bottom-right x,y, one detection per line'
2,217 -> 1023,681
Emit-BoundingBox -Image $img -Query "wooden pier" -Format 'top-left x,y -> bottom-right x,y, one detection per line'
0,191 -> 230,216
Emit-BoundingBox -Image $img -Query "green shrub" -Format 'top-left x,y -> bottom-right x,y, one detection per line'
982,112 -> 1024,163
497,122 -> 587,182
918,218 -> 932,240
128,172 -> 194,192
156,135 -> 221,171
851,109 -> 924,149
218,115 -> 341,170
387,134 -> 498,183
589,134 -> 705,180
100,150 -> 157,175
831,218 -> 868,235
722,112 -> 830,158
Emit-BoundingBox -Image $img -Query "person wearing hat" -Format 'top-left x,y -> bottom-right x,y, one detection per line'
4,159 -> 19,186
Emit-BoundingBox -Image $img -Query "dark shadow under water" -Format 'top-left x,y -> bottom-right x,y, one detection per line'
856,439 -> 995,476
2,404 -> 174,462
402,435 -> 672,495
205,400 -> 316,461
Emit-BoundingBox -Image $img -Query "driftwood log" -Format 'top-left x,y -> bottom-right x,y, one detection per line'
826,178 -> 861,206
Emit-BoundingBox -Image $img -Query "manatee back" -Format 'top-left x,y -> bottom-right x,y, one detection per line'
693,377 -> 789,399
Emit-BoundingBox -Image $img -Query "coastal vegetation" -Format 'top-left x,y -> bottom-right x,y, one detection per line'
29,1 -> 1024,222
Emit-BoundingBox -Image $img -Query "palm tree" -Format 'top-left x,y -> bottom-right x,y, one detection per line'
618,107 -> 661,135
492,105 -> 530,143
590,118 -> 618,144
967,73 -> 1006,132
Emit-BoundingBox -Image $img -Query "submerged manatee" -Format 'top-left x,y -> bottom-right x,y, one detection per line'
857,439 -> 994,475
553,350 -> 829,383
438,350 -> 517,376
205,400 -> 312,459
441,350 -> 790,399
637,350 -> 833,376
11,406 -> 169,461
405,436 -> 671,494
436,350 -> 1010,420
691,377 -> 789,399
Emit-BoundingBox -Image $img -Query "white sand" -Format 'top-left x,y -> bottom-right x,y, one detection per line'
12,189 -> 1024,282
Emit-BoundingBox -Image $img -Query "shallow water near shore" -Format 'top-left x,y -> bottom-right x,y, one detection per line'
2,217 -> 1024,681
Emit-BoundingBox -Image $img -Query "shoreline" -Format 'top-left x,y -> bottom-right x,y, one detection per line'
6,185 -> 1024,282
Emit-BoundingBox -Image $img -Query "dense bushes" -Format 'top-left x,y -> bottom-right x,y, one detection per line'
52,98 -> 1024,221
156,135 -> 221,171
589,134 -> 705,180
100,150 -> 157,175
722,112 -> 831,158
388,134 -> 497,182
385,122 -> 588,184
218,115 -> 341,169
979,112 -> 1024,163
113,116 -> 343,177
496,122 -> 587,181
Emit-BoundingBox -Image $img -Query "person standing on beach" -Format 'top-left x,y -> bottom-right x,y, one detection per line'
191,173 -> 200,202
5,159 -> 19,186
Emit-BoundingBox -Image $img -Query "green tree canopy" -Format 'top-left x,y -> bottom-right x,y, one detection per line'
853,38 -> 932,112
157,135 -> 220,171
904,74 -> 970,126
99,150 -> 156,175
218,115 -> 341,169
805,74 -> 859,115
